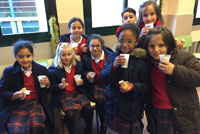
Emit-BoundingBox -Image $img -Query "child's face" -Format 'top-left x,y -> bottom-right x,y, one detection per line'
148,34 -> 167,61
118,29 -> 137,54
15,48 -> 33,69
89,39 -> 103,58
122,12 -> 137,24
60,47 -> 73,66
69,21 -> 83,39
141,4 -> 157,24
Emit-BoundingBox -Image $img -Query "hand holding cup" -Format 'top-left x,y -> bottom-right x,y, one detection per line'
120,54 -> 130,68
87,72 -> 96,83
38,75 -> 50,88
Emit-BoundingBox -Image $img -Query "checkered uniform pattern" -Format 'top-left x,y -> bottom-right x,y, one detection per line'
104,115 -> 143,134
5,99 -> 46,134
152,107 -> 175,134
94,85 -> 106,100
61,92 -> 90,111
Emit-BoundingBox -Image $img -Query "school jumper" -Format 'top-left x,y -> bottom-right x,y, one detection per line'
59,33 -> 88,58
137,19 -> 162,48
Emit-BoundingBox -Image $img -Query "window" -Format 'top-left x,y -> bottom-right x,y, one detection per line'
83,0 -> 124,35
0,0 -> 57,46
83,0 -> 158,36
193,0 -> 200,25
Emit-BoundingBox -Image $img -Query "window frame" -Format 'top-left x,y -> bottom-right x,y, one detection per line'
0,0 -> 58,47
83,0 -> 127,36
193,0 -> 200,25
83,0 -> 159,36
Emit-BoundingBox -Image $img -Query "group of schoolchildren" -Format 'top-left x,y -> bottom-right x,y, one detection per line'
1,1 -> 200,134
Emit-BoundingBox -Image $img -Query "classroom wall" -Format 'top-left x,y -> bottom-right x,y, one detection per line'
0,0 -> 199,65
162,0 -> 200,39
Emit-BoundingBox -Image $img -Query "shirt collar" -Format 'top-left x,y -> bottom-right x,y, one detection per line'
64,64 -> 72,73
70,35 -> 82,48
91,50 -> 104,63
21,67 -> 32,77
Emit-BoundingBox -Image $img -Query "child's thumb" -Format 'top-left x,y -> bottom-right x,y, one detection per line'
61,78 -> 66,84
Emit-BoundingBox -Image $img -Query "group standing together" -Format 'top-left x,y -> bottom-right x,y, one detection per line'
0,1 -> 200,134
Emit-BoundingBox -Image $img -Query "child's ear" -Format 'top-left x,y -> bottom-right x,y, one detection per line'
135,16 -> 137,23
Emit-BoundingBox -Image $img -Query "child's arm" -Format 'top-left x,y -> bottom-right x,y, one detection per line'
139,26 -> 151,42
0,69 -> 15,100
163,51 -> 200,87
11,90 -> 25,100
132,60 -> 150,94
48,69 -> 64,93
100,53 -> 120,84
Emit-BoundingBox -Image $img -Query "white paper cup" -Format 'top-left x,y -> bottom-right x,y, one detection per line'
88,72 -> 96,83
74,74 -> 81,85
120,54 -> 130,68
145,23 -> 154,29
159,54 -> 171,62
37,75 -> 46,88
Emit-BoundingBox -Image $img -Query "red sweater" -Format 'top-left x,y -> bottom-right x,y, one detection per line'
23,73 -> 38,99
67,36 -> 86,58
151,65 -> 172,109
139,19 -> 162,29
91,54 -> 106,85
65,66 -> 76,94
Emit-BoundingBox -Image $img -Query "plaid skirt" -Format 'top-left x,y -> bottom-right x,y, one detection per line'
104,115 -> 143,134
61,92 -> 90,111
4,99 -> 46,134
152,106 -> 175,134
94,85 -> 106,100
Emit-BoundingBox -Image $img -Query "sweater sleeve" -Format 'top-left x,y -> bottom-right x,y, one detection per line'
0,69 -> 14,100
100,53 -> 120,85
171,52 -> 200,88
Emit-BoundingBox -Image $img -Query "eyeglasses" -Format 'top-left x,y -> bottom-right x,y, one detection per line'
89,45 -> 101,48
119,40 -> 134,45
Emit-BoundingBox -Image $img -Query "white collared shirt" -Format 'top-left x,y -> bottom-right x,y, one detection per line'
91,50 -> 104,64
64,64 -> 72,73
70,35 -> 82,48
21,67 -> 32,77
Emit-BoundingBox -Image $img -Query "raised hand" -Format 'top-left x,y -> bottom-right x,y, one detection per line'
113,55 -> 126,69
58,78 -> 69,89
159,60 -> 175,75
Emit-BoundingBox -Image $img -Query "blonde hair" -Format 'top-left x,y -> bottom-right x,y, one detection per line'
54,42 -> 76,68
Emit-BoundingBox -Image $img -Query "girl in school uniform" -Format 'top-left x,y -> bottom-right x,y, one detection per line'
0,40 -> 52,134
136,0 -> 183,49
144,26 -> 200,134
59,17 -> 88,59
100,23 -> 149,134
48,42 -> 93,134
82,34 -> 113,134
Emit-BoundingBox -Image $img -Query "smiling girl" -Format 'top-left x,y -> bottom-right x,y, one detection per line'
0,40 -> 52,134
